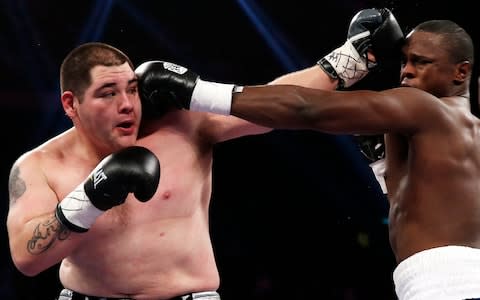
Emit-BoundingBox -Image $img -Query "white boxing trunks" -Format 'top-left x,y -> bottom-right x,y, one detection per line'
393,246 -> 480,300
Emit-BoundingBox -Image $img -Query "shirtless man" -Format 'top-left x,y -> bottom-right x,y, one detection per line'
7,8 -> 402,300
155,20 -> 479,299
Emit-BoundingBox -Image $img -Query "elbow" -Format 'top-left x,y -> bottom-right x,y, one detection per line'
11,253 -> 47,277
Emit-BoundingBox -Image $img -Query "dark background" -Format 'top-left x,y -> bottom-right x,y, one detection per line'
0,1 -> 478,299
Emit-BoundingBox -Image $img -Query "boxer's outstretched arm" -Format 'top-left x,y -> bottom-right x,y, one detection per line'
230,84 -> 432,135
133,8 -> 404,117
268,65 -> 337,90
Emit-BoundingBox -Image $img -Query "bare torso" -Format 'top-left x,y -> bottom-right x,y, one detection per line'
54,112 -> 220,299
386,98 -> 480,262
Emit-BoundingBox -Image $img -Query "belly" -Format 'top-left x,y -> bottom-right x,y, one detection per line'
59,204 -> 219,298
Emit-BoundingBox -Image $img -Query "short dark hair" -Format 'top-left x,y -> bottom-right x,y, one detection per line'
60,42 -> 134,100
414,20 -> 474,65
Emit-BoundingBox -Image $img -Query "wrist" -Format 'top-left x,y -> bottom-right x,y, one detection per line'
317,57 -> 343,89
56,183 -> 104,233
190,79 -> 235,115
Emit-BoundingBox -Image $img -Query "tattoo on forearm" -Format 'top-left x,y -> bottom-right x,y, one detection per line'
9,166 -> 26,206
27,215 -> 70,254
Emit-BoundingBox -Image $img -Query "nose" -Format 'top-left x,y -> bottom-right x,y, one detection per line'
400,61 -> 415,80
118,91 -> 135,113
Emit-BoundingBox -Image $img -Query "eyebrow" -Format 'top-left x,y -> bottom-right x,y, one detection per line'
96,78 -> 138,91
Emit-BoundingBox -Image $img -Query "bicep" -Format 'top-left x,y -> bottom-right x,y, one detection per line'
307,88 -> 430,135
365,88 -> 435,134
7,158 -> 59,231
209,65 -> 338,141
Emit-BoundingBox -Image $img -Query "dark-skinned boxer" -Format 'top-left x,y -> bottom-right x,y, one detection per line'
137,19 -> 479,299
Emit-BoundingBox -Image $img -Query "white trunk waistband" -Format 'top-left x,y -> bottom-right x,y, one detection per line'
393,246 -> 480,300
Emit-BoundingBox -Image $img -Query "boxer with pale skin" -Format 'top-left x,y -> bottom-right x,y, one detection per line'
7,8 -> 402,300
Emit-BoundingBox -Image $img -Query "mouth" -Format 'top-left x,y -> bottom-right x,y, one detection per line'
116,120 -> 136,133
117,120 -> 134,128
400,79 -> 411,87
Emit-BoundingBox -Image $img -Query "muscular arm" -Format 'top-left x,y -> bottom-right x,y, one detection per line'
136,7 -> 404,138
7,154 -> 83,276
203,65 -> 340,143
268,65 -> 338,89
7,145 -> 160,276
230,85 -> 435,135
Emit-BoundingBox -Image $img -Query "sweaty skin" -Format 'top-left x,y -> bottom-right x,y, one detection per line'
8,60 -> 335,298
9,11 -> 396,298
228,30 -> 480,263
59,111 -> 232,298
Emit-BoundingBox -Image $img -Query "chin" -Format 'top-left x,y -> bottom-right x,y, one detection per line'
117,137 -> 137,148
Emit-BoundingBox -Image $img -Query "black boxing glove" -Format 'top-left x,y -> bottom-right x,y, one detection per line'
354,134 -> 387,194
318,8 -> 404,89
135,61 -> 234,118
354,134 -> 385,163
135,61 -> 236,116
56,146 -> 160,233
135,61 -> 198,118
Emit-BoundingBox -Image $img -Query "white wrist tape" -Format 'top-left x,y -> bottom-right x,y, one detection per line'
323,38 -> 369,88
190,79 -> 234,115
58,182 -> 103,230
370,158 -> 387,194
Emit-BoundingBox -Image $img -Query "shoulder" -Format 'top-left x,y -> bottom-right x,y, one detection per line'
10,144 -> 53,182
384,87 -> 437,101
10,130 -> 72,179
8,148 -> 47,206
384,87 -> 446,114
139,110 -> 200,138
139,110 -> 270,145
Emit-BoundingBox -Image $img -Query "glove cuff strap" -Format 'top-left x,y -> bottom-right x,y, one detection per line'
319,40 -> 369,88
317,58 -> 344,89
57,183 -> 103,232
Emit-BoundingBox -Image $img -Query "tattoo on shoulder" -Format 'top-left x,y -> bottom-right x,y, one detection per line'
9,166 -> 26,206
27,214 -> 71,255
